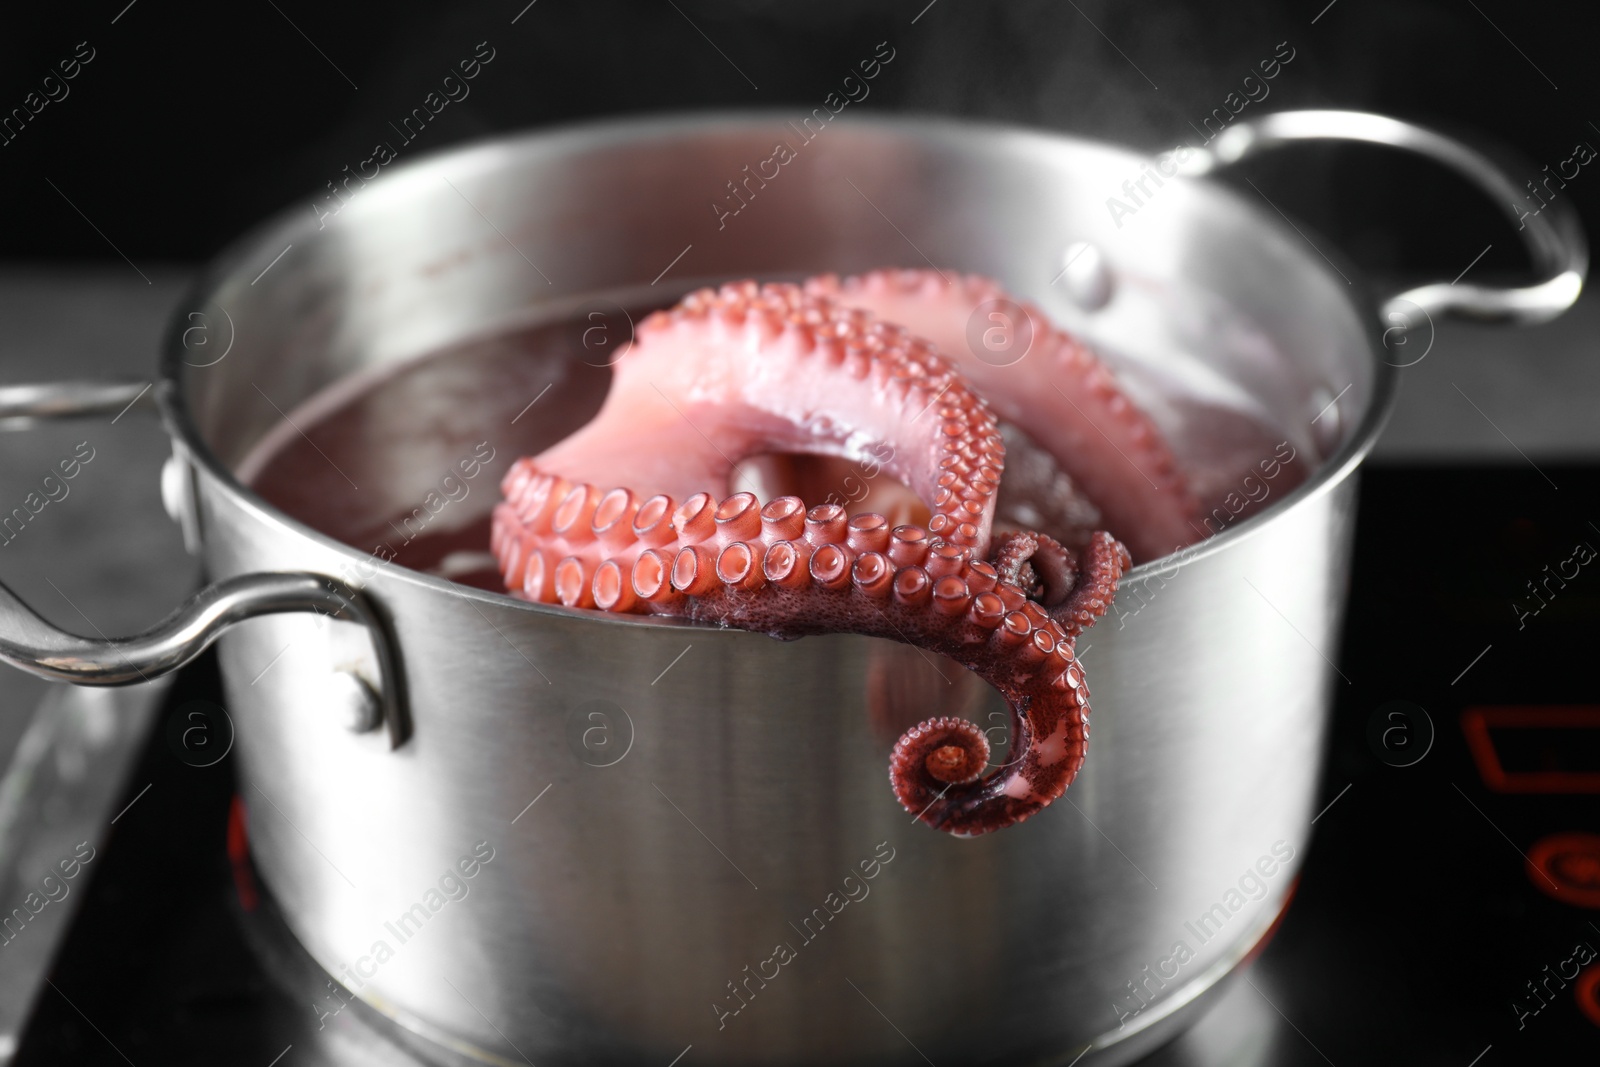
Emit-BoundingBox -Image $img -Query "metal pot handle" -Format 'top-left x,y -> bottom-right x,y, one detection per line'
0,381 -> 407,748
1179,109 -> 1588,325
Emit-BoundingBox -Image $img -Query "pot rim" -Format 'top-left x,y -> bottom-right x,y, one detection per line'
157,109 -> 1399,626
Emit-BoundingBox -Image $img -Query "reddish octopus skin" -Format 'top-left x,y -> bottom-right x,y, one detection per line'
806,269 -> 1198,563
491,280 -> 1135,836
492,484 -> 1116,836
528,280 -> 1000,556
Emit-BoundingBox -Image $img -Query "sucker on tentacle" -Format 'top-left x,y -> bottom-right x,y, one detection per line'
492,279 -> 1147,835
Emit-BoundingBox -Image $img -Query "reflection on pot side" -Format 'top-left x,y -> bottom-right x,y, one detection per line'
313,841 -> 497,1030
1111,840 -> 1294,1030
713,841 -> 897,1030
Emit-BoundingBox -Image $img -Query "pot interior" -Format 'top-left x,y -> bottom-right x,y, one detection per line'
169,114 -> 1381,587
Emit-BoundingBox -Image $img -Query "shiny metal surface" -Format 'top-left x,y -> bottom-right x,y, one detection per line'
0,379 -> 154,428
170,112 -> 1395,1066
324,670 -> 384,735
206,471 -> 1344,1067
1182,109 -> 1588,325
17,111 -> 1581,1064
0,565 -> 404,748
0,380 -> 404,744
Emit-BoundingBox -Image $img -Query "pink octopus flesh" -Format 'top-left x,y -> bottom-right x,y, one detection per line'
490,270 -> 1197,836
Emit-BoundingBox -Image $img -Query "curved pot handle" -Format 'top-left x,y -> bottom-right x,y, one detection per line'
0,379 -> 157,427
1,572 -> 406,747
1179,109 -> 1588,325
0,381 -> 407,748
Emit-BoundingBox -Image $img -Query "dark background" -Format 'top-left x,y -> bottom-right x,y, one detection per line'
1,0 -> 1596,286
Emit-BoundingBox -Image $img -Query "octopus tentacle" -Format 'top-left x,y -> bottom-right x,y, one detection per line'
992,530 -> 1077,610
805,269 -> 1198,562
492,279 -> 1138,836
1015,531 -> 1079,610
700,541 -> 1092,838
1055,531 -> 1132,639
495,488 -> 1098,835
992,530 -> 1042,591
530,281 -> 1002,556
987,528 -> 1124,637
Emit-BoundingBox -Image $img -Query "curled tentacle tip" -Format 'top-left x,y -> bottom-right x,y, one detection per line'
926,743 -> 982,784
890,716 -> 990,818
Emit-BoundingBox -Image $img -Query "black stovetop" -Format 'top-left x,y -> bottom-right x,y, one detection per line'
14,466 -> 1600,1065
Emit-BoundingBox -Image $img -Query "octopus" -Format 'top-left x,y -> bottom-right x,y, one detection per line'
489,270 -> 1198,836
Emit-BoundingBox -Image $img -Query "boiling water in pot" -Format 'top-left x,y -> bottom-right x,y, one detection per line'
237,298 -> 622,593
236,277 -> 1314,592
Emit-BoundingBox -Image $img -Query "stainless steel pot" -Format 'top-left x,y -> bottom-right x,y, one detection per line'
0,110 -> 1585,1065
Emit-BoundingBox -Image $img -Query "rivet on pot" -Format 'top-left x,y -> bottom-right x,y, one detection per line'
326,670 -> 382,734
1059,241 -> 1114,311
160,449 -> 202,555
1309,383 -> 1344,455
